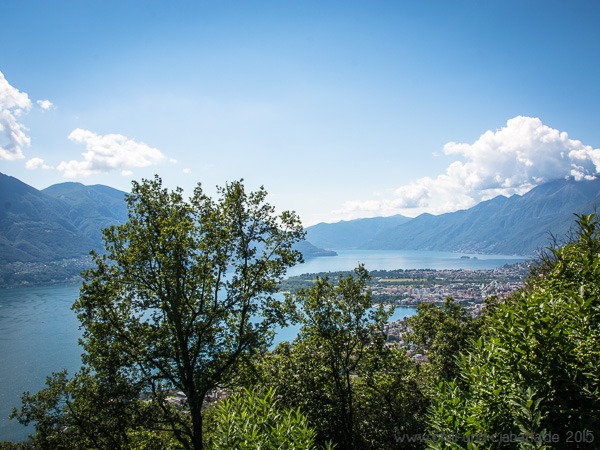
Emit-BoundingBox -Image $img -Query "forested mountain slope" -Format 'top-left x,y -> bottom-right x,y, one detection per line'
0,174 -> 98,263
0,173 -> 333,270
365,177 -> 600,255
307,177 -> 600,256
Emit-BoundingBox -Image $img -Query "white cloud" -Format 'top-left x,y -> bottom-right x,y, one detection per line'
0,71 -> 32,160
183,167 -> 192,174
58,128 -> 166,177
25,157 -> 53,170
332,116 -> 600,221
36,99 -> 53,110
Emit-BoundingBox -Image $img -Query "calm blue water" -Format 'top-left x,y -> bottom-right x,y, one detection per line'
287,249 -> 526,276
0,284 -> 82,442
0,250 -> 525,441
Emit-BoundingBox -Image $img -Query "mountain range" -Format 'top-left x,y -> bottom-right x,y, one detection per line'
306,177 -> 600,256
0,173 -> 334,268
1,173 -> 599,286
305,215 -> 411,249
1,174 -> 128,264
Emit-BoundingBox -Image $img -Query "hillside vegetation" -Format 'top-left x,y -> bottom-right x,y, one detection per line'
0,174 -> 127,265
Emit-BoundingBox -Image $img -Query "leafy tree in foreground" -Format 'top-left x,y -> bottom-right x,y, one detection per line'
294,266 -> 390,448
249,266 -> 426,449
12,176 -> 304,450
406,297 -> 481,382
427,214 -> 600,449
0,443 -> 34,449
206,387 -> 332,449
352,346 -> 429,449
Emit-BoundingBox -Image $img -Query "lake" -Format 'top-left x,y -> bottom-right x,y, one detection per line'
0,249 -> 526,441
287,249 -> 526,276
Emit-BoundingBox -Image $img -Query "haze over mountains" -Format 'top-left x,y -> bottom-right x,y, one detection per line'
306,176 -> 600,256
1,172 -> 599,286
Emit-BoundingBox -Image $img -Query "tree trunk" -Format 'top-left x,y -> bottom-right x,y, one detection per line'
190,398 -> 204,450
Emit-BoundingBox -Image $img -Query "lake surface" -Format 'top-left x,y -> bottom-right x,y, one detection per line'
0,284 -> 82,442
0,250 -> 526,441
287,249 -> 526,276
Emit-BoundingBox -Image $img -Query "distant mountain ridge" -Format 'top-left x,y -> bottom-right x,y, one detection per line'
2,173 -> 599,286
305,215 -> 411,249
42,182 -> 130,250
0,174 -> 114,264
0,173 -> 334,271
306,177 -> 600,256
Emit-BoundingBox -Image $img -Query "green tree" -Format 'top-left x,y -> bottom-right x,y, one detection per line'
0,443 -> 34,449
295,265 -> 390,448
427,214 -> 600,448
12,367 -> 182,449
249,266 -> 414,449
12,176 -> 304,450
352,347 -> 429,449
406,297 -> 481,382
206,387 -> 331,449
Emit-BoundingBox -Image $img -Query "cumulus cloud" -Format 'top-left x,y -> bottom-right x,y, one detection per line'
36,99 -> 53,110
441,116 -> 599,190
57,128 -> 166,177
0,71 -> 32,160
332,116 -> 600,221
25,157 -> 53,170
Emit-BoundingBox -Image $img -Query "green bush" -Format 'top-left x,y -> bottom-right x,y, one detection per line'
428,214 -> 600,448
207,387 -> 330,450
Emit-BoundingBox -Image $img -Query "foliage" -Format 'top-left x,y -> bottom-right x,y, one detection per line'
293,265 -> 390,448
11,176 -> 304,450
427,214 -> 600,448
206,387 -> 330,449
246,266 -> 428,449
0,442 -> 34,449
406,297 -> 481,382
10,368 -> 181,449
352,347 -> 429,449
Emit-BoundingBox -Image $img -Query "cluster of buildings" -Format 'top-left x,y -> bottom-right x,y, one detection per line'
384,320 -> 428,362
379,264 -> 530,355
164,388 -> 228,410
371,265 -> 527,310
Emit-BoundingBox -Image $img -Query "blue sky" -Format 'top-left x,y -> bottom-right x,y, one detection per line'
1,0 -> 599,225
